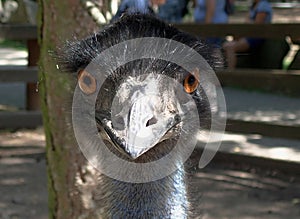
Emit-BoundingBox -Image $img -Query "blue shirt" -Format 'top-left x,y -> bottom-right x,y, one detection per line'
112,0 -> 152,21
158,0 -> 187,23
194,0 -> 228,23
250,0 -> 272,23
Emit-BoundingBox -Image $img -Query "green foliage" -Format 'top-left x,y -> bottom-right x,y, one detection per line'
0,39 -> 27,50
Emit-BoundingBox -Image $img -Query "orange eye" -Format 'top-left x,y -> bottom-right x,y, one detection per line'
183,69 -> 200,94
78,69 -> 97,95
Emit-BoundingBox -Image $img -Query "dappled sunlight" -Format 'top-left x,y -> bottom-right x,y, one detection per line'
197,131 -> 300,163
191,166 -> 300,219
0,156 -> 48,219
235,141 -> 300,163
0,48 -> 28,66
222,170 -> 256,180
0,177 -> 25,186
0,145 -> 45,158
268,147 -> 299,161
227,110 -> 300,126
0,128 -> 45,147
198,130 -> 248,143
0,157 -> 36,165
195,171 -> 282,190
224,87 -> 300,127
0,104 -> 18,111
229,7 -> 300,23
272,8 -> 300,23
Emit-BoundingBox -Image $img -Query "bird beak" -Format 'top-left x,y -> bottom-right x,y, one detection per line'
99,95 -> 181,160
122,96 -> 181,159
96,73 -> 185,160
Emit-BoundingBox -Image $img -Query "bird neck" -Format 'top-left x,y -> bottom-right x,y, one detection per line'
101,165 -> 188,218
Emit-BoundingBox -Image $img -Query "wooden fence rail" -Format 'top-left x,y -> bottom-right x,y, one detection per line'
175,23 -> 300,39
0,66 -> 38,82
0,24 -> 37,40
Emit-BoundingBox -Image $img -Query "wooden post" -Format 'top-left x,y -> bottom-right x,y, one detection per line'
26,39 -> 40,110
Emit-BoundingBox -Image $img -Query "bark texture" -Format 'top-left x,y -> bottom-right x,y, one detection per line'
38,0 -> 109,218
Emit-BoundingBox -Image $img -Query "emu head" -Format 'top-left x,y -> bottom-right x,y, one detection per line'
60,14 -> 219,164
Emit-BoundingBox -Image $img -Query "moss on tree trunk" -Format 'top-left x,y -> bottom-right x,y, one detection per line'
38,0 -> 108,218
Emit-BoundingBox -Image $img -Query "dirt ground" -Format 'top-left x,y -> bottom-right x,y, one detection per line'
189,162 -> 300,219
0,128 -> 48,219
0,128 -> 299,219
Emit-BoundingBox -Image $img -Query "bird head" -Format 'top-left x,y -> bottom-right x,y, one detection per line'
59,14 -> 218,163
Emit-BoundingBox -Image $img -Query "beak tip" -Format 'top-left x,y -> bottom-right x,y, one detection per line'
125,148 -> 147,160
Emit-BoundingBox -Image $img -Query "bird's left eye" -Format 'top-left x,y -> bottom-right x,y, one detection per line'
78,69 -> 97,95
183,72 -> 199,94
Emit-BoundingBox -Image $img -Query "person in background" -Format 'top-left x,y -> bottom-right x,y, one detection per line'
194,0 -> 229,47
158,0 -> 189,23
223,0 -> 272,69
112,0 -> 165,21
194,0 -> 228,24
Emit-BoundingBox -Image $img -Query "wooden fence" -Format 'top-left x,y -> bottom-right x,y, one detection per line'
0,23 -> 299,128
0,24 -> 41,129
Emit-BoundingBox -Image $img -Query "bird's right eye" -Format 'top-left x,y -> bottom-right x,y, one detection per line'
77,69 -> 97,95
183,68 -> 200,94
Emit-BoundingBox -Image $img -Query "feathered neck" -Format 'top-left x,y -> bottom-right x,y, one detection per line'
96,165 -> 188,218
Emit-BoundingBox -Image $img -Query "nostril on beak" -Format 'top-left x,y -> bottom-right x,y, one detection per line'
146,116 -> 157,127
174,114 -> 181,123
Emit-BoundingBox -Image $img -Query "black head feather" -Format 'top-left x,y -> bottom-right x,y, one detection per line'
59,13 -> 218,73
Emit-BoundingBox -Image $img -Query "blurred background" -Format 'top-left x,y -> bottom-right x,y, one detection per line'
0,0 -> 299,218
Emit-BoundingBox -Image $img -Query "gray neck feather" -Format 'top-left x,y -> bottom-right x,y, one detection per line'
96,165 -> 188,218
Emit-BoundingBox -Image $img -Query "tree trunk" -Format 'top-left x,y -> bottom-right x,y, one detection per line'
38,0 -> 107,218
